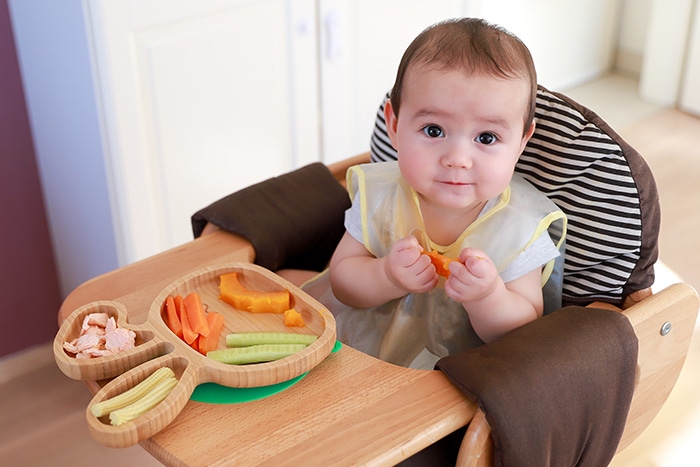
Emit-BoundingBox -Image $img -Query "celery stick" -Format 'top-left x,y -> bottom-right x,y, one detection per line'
207,343 -> 307,365
225,332 -> 317,347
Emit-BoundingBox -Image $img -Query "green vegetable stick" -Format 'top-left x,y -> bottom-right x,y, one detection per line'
207,343 -> 308,365
225,332 -> 317,347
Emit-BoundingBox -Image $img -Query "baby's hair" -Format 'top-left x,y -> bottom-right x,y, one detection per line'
390,18 -> 537,135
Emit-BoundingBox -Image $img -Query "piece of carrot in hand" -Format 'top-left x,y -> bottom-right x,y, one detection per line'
424,250 -> 455,278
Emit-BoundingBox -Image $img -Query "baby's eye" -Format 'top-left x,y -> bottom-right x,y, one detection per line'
422,125 -> 444,138
476,132 -> 497,145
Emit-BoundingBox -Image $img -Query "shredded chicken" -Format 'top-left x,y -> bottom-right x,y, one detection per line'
63,312 -> 136,358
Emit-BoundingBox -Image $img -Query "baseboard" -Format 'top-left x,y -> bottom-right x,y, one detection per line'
0,341 -> 53,385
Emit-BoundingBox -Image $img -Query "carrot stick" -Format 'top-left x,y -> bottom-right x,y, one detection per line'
164,296 -> 183,338
198,312 -> 224,355
174,295 -> 184,316
183,292 -> 209,337
189,335 -> 200,352
180,298 -> 198,345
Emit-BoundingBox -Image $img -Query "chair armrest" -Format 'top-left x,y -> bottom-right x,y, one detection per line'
455,408 -> 493,467
439,305 -> 638,466
191,162 -> 351,272
617,282 -> 699,452
326,152 -> 371,188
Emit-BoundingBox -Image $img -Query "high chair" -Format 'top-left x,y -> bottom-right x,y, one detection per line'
192,86 -> 699,466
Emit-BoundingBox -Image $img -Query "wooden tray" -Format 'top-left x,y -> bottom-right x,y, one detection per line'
53,263 -> 336,448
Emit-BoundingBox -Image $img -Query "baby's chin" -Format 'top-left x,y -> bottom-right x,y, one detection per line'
418,191 -> 487,213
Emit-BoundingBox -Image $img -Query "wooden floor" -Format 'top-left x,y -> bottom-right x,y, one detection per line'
1,75 -> 699,466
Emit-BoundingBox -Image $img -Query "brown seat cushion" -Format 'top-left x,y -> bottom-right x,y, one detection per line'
436,306 -> 638,467
191,162 -> 350,272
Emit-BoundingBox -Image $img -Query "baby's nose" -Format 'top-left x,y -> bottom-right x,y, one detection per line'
443,143 -> 473,168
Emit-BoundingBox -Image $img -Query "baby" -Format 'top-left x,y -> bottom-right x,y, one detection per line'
305,18 -> 566,369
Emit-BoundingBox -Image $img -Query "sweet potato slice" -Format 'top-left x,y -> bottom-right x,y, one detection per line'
219,272 -> 290,314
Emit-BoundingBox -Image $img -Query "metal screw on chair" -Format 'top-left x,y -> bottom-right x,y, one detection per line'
660,321 -> 672,336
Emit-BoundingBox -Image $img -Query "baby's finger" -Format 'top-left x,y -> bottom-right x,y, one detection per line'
464,255 -> 490,278
458,247 -> 485,261
415,273 -> 439,293
396,244 -> 423,267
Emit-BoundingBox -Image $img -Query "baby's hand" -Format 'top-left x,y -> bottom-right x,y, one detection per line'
384,236 -> 438,294
444,248 -> 499,304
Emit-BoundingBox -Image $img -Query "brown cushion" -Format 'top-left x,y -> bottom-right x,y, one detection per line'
436,306 -> 638,467
191,162 -> 350,272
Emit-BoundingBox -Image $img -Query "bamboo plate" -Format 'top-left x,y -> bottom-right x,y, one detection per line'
53,263 -> 336,448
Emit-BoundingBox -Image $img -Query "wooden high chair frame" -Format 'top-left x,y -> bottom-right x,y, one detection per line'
326,152 -> 699,466
55,152 -> 698,465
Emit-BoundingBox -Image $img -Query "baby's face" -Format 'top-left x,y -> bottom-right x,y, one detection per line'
387,66 -> 533,214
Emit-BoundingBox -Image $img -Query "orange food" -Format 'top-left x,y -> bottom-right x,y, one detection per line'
163,295 -> 183,338
174,295 -> 184,315
163,292 -> 225,355
179,299 -> 198,345
219,272 -> 290,314
189,335 -> 200,352
182,292 -> 209,337
425,250 -> 455,278
198,312 -> 225,354
283,308 -> 305,327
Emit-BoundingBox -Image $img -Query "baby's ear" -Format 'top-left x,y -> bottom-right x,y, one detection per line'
519,121 -> 536,155
523,121 -> 536,143
384,99 -> 399,150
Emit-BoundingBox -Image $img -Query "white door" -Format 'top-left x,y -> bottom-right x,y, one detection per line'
680,1 -> 700,114
318,0 -> 466,164
465,0 -> 620,90
640,0 -> 700,114
86,0 -> 320,265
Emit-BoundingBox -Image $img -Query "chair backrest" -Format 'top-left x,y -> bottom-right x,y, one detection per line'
369,86 -> 661,307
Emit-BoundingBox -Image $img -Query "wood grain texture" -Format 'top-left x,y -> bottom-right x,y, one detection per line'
55,262 -> 336,448
617,283 -> 699,452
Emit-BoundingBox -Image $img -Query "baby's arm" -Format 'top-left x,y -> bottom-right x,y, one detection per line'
444,248 -> 543,343
329,232 -> 438,308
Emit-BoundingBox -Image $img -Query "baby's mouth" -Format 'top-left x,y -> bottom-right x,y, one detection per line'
440,180 -> 471,186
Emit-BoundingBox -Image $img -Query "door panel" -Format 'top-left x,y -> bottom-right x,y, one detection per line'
680,1 -> 700,114
87,0 -> 319,263
466,0 -> 620,90
318,0 -> 465,164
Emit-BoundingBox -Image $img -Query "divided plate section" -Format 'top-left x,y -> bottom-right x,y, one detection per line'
150,262 -> 337,388
54,301 -> 163,381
